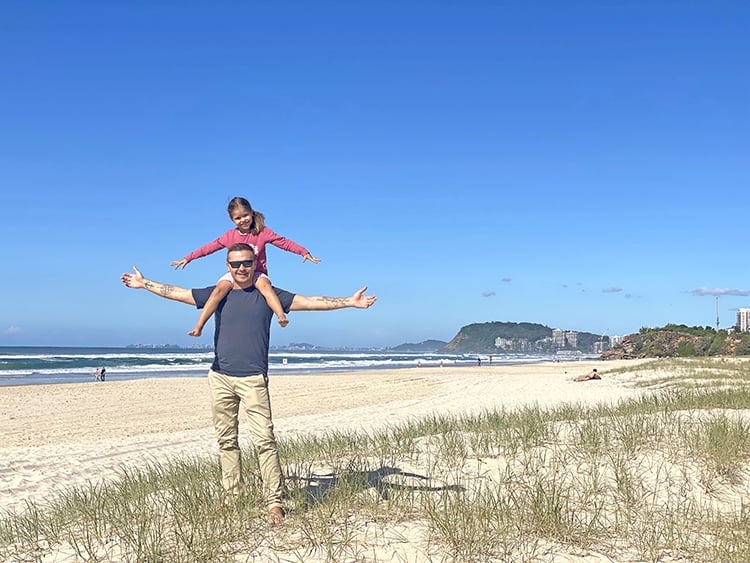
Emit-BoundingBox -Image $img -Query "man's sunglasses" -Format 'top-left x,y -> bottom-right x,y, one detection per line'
228,259 -> 256,269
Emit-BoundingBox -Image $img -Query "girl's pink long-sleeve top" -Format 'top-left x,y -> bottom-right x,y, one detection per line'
183,227 -> 309,275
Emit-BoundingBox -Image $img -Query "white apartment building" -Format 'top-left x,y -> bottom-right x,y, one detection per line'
551,329 -> 578,348
552,329 -> 566,347
565,331 -> 578,348
610,335 -> 625,347
737,308 -> 750,332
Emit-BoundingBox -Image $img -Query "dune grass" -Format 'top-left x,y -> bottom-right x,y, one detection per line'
2,358 -> 750,562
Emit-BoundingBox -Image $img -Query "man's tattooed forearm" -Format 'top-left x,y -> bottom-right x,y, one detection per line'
158,284 -> 176,296
144,281 -> 175,296
315,296 -> 347,307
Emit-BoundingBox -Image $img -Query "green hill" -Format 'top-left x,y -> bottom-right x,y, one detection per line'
440,321 -> 605,354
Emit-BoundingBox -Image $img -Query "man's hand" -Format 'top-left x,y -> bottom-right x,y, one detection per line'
289,286 -> 377,311
120,266 -> 196,305
121,266 -> 146,289
351,286 -> 377,309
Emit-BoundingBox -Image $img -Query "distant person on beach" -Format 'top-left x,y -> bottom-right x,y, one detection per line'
171,196 -> 320,336
94,368 -> 100,381
122,243 -> 376,524
574,368 -> 600,382
100,367 -> 106,382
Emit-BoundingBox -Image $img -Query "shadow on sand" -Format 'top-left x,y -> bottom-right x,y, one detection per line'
289,465 -> 464,508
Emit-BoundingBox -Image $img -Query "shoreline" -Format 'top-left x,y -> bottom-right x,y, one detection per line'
0,360 -> 582,388
0,358 -> 597,387
0,344 -> 601,387
1,360 -> 647,513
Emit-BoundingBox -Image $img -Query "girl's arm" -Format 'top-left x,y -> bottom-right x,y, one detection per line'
171,232 -> 232,269
263,228 -> 320,263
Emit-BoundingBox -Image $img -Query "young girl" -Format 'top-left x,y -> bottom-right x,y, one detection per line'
172,197 -> 320,335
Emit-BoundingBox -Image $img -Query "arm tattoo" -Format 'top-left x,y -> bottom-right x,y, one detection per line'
145,281 -> 175,296
315,296 -> 348,308
159,285 -> 176,297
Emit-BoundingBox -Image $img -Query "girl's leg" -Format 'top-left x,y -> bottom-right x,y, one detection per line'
189,280 -> 233,336
255,274 -> 289,327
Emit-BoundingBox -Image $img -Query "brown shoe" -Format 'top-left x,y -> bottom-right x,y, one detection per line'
268,506 -> 285,525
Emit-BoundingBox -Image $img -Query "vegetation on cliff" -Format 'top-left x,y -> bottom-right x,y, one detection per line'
602,324 -> 750,359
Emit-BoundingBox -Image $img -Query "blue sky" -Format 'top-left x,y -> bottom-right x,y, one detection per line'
1,1 -> 748,348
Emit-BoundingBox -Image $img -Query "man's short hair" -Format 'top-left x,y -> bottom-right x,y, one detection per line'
226,243 -> 256,258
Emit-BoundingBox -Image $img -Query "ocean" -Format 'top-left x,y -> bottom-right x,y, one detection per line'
0,346 -> 589,387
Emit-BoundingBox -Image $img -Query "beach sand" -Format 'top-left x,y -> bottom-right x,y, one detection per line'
0,359 -> 647,514
8,357 -> 749,562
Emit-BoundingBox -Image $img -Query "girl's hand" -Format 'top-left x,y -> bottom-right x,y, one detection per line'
302,253 -> 321,264
171,258 -> 189,270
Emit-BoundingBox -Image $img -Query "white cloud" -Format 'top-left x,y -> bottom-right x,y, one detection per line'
690,288 -> 750,297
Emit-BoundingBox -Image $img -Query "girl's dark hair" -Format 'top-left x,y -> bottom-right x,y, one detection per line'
227,196 -> 265,235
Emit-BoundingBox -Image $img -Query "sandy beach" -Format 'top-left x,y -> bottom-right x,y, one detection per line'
0,360 -> 647,514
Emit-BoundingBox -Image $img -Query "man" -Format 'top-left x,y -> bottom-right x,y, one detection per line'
121,243 -> 377,524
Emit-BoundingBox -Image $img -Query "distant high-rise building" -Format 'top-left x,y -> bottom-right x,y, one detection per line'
565,331 -> 577,348
737,309 -> 750,332
551,328 -> 577,348
552,329 -> 566,347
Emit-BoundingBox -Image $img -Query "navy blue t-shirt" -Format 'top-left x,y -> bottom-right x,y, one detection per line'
192,285 -> 295,376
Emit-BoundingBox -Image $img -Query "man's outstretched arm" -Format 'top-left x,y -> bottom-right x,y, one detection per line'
289,286 -> 377,311
121,266 -> 196,305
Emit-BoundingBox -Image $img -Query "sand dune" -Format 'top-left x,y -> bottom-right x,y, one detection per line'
0,359 -> 646,513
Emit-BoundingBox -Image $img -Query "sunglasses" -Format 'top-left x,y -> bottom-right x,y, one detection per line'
228,259 -> 256,269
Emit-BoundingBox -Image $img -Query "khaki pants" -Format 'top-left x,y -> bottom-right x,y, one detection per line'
207,369 -> 283,509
